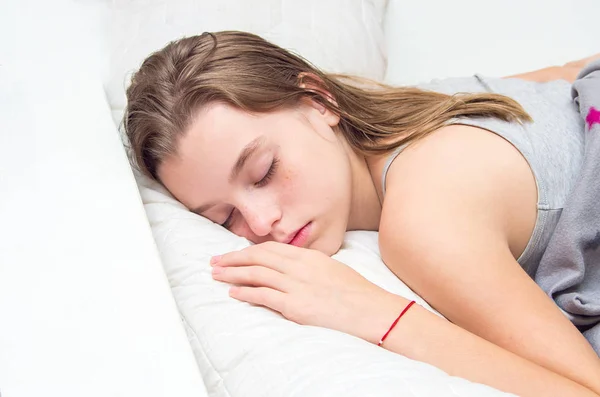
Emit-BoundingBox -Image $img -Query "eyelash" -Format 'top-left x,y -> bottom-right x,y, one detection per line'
220,157 -> 279,228
255,156 -> 279,188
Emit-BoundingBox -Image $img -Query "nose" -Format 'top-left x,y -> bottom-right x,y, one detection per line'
239,200 -> 281,238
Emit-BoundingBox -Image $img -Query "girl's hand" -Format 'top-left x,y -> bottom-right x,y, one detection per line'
210,241 -> 407,344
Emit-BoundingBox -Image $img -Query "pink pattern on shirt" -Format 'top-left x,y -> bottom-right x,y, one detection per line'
587,107 -> 600,129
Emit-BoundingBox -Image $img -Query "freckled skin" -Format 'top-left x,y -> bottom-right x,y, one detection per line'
157,100 -> 367,256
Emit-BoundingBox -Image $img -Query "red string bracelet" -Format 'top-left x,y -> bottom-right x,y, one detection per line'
377,300 -> 416,347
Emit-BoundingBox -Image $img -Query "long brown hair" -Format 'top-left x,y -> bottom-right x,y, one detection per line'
123,31 -> 531,180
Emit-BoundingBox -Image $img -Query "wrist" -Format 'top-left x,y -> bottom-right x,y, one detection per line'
360,292 -> 411,345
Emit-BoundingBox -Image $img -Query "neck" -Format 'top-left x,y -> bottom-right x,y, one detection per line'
346,149 -> 383,231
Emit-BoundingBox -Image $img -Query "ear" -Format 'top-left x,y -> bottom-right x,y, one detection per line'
298,72 -> 340,126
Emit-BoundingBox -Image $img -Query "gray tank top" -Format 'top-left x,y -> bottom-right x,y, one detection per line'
381,75 -> 586,277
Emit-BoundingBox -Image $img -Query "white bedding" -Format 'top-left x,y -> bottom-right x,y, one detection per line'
4,0 -> 596,395
137,174 -> 514,397
0,65 -> 206,397
107,0 -> 388,126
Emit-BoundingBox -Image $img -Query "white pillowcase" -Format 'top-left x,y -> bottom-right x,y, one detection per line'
384,0 -> 600,86
137,172 -> 514,397
106,0 -> 388,125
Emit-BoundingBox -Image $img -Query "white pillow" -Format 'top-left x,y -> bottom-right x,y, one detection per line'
0,0 -> 109,82
136,172 -> 514,397
106,0 -> 388,125
0,59 -> 205,397
383,0 -> 600,86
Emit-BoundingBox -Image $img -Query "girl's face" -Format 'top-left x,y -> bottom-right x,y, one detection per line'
158,99 -> 356,255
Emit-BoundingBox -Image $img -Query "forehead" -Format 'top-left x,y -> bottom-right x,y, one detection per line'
182,102 -> 260,153
174,103 -> 265,168
156,103 -> 267,207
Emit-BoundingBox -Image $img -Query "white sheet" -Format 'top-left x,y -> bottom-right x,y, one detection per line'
0,63 -> 206,397
137,173 -> 514,397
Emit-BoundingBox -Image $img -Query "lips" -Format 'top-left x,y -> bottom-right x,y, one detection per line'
285,222 -> 312,247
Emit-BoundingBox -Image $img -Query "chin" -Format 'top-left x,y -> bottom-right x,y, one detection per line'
311,235 -> 344,256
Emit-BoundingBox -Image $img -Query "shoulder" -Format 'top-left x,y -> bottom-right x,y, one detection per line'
391,123 -> 525,170
379,124 -> 537,258
383,124 -> 535,203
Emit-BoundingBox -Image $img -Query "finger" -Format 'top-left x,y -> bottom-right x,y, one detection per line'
253,240 -> 306,259
213,246 -> 288,273
229,286 -> 286,314
244,242 -> 317,278
212,265 -> 292,292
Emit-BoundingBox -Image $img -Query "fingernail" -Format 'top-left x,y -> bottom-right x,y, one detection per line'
210,255 -> 222,265
212,266 -> 223,275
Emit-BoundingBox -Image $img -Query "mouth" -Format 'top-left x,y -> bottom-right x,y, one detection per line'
286,222 -> 312,247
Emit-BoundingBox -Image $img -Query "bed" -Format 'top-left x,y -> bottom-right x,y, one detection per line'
1,0 -> 598,396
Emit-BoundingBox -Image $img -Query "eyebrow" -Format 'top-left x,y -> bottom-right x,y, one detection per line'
190,136 -> 265,215
230,136 -> 265,183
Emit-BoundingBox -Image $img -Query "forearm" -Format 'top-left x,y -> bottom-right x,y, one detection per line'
376,295 -> 599,397
505,65 -> 575,83
506,54 -> 600,83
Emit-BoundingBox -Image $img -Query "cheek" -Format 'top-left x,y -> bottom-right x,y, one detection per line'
229,221 -> 252,241
277,167 -> 299,201
277,134 -> 352,212
280,159 -> 347,210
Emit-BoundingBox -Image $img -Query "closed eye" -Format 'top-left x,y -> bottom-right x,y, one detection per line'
221,156 -> 279,229
255,156 -> 279,188
220,210 -> 234,228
